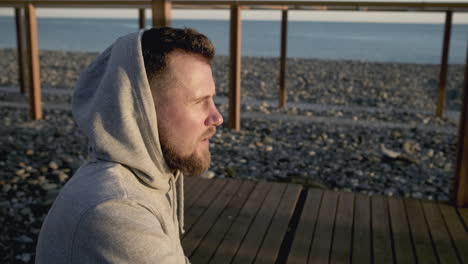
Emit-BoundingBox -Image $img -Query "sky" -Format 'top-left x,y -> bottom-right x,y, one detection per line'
1,0 -> 468,23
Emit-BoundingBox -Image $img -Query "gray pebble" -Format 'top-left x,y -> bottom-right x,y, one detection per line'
15,235 -> 33,243
49,161 -> 59,170
41,183 -> 58,191
58,172 -> 69,183
2,184 -> 12,192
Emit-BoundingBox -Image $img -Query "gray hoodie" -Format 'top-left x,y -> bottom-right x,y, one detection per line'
35,30 -> 189,263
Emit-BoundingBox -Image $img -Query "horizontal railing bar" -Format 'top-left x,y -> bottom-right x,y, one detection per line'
1,1 -> 468,12
175,1 -> 468,9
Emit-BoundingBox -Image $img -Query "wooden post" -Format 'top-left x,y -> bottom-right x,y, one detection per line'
15,7 -> 28,94
436,11 -> 452,118
279,9 -> 288,108
24,3 -> 42,120
152,0 -> 171,28
454,40 -> 468,208
229,5 -> 241,131
139,8 -> 146,29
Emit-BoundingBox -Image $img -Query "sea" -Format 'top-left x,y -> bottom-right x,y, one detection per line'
1,16 -> 468,64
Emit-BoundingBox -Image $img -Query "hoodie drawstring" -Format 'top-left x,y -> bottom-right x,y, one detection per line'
173,171 -> 185,235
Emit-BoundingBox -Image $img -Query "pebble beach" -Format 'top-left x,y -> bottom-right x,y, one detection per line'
0,48 -> 464,262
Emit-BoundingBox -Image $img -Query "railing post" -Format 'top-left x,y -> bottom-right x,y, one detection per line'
139,8 -> 146,29
152,0 -> 171,28
454,39 -> 468,208
229,4 -> 241,131
436,11 -> 452,118
24,3 -> 42,120
279,8 -> 288,108
15,7 -> 28,95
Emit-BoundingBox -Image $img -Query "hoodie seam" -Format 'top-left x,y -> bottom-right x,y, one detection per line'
115,164 -> 129,199
119,164 -> 172,234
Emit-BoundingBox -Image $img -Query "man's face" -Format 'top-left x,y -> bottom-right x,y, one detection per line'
152,51 -> 223,176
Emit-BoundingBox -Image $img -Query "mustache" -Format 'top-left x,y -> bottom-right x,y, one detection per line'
201,127 -> 216,140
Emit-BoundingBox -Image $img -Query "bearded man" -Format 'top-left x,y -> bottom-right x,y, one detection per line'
35,27 -> 223,263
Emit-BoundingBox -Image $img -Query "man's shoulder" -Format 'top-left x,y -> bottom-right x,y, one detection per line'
36,161 -> 173,264
61,160 -> 128,203
55,160 -> 167,218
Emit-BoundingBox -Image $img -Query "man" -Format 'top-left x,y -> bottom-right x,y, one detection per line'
35,27 -> 223,263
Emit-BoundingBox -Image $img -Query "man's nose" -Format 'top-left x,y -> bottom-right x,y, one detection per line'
206,103 -> 223,127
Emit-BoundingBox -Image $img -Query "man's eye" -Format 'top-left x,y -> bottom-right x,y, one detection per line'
196,98 -> 209,105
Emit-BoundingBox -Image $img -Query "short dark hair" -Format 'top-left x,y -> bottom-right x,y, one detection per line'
141,27 -> 215,84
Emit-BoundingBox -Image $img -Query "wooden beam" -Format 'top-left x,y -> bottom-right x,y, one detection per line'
138,8 -> 145,29
2,1 -> 468,12
436,11 -> 452,118
15,7 -> 28,94
151,0 -> 171,27
454,39 -> 468,208
24,3 -> 42,120
279,9 -> 288,108
229,4 -> 241,131
5,0 -> 467,8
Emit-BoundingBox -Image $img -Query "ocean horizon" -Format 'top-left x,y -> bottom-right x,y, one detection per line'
1,16 -> 468,64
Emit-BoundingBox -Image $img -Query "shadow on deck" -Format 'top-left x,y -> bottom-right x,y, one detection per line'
182,177 -> 468,264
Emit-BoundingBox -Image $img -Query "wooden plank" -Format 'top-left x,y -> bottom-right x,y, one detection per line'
458,208 -> 468,231
184,178 -> 215,210
439,203 -> 468,263
15,7 -> 28,94
184,176 -> 208,199
330,191 -> 354,264
254,184 -> 302,264
24,2 -> 42,120
189,181 -> 256,263
228,4 -> 241,131
405,199 -> 438,264
209,181 -> 272,264
183,180 -> 242,256
308,191 -> 339,264
182,174 -> 198,189
388,198 -> 416,264
184,178 -> 227,232
231,183 -> 287,264
371,195 -> 394,264
151,0 -> 171,27
183,176 -> 196,202
278,8 -> 288,108
422,201 -> 460,264
436,11 -> 452,117
138,8 -> 145,29
352,194 -> 371,264
454,37 -> 468,208
286,189 -> 323,264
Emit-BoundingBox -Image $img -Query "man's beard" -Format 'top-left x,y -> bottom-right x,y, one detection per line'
159,128 -> 214,176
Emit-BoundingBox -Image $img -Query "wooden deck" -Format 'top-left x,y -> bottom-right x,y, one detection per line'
182,177 -> 468,264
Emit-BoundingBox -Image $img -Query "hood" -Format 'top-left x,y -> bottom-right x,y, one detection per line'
71,30 -> 173,193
